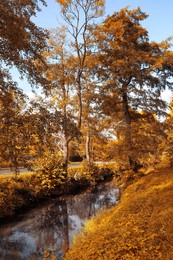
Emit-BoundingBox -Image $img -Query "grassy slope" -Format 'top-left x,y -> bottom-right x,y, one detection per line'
65,168 -> 173,260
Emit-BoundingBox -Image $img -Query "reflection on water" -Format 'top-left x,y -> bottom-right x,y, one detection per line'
0,182 -> 119,259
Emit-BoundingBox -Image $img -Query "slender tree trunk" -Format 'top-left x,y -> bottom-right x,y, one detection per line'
62,137 -> 69,173
77,72 -> 82,129
86,122 -> 91,165
62,68 -> 69,175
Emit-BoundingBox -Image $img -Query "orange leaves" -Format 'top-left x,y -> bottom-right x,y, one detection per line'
56,0 -> 72,8
65,168 -> 173,259
1,0 -> 48,88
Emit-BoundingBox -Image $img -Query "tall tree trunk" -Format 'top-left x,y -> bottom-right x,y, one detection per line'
62,137 -> 69,174
122,91 -> 141,172
122,90 -> 131,142
122,91 -> 133,168
62,76 -> 69,175
86,122 -> 91,165
77,72 -> 82,129
122,91 -> 131,125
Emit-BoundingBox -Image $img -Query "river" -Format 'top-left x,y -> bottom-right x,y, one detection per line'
0,181 -> 119,259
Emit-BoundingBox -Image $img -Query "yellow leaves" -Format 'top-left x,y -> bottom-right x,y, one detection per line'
0,154 -> 67,219
96,0 -> 105,7
56,0 -> 72,8
65,168 -> 173,259
42,249 -> 58,260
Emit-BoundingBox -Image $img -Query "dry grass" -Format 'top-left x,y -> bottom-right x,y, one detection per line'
65,168 -> 173,260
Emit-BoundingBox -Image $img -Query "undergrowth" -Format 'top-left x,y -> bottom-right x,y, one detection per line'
0,161 -> 115,219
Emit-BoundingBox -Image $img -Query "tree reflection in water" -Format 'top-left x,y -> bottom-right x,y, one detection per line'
0,182 -> 119,259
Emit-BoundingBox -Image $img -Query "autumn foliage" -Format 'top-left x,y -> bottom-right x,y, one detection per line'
0,161 -> 115,219
65,168 -> 173,259
1,2 -> 173,258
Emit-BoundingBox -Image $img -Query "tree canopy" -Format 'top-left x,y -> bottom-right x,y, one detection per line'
91,7 -> 173,168
1,2 -> 173,172
0,0 -> 48,87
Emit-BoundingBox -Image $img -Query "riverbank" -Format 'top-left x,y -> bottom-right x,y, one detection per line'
0,180 -> 119,259
65,167 -> 173,259
0,165 -> 115,220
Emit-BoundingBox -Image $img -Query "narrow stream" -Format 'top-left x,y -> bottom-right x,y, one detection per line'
0,181 -> 119,259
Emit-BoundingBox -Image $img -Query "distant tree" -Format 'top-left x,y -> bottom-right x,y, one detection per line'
0,88 -> 31,172
0,89 -> 61,172
93,7 -> 173,170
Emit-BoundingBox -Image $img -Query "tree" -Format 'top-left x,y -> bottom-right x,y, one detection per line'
0,88 -> 31,172
56,0 -> 105,128
121,111 -> 165,170
93,7 -> 173,169
81,76 -> 113,163
43,28 -> 80,171
0,0 -> 48,87
0,0 -> 50,171
162,97 -> 173,167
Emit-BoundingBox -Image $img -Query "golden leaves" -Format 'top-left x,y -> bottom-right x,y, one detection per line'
65,168 -> 173,259
56,0 -> 72,8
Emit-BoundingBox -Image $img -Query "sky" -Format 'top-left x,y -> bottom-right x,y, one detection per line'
17,0 -> 173,102
33,0 -> 173,42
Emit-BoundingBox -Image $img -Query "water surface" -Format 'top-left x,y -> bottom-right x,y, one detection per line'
0,181 -> 119,259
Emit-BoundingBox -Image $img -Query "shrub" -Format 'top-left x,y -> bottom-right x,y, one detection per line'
80,160 -> 101,183
0,177 -> 27,217
33,152 -> 67,195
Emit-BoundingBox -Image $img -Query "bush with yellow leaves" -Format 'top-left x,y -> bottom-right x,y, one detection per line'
0,176 -> 31,217
33,152 -> 67,196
